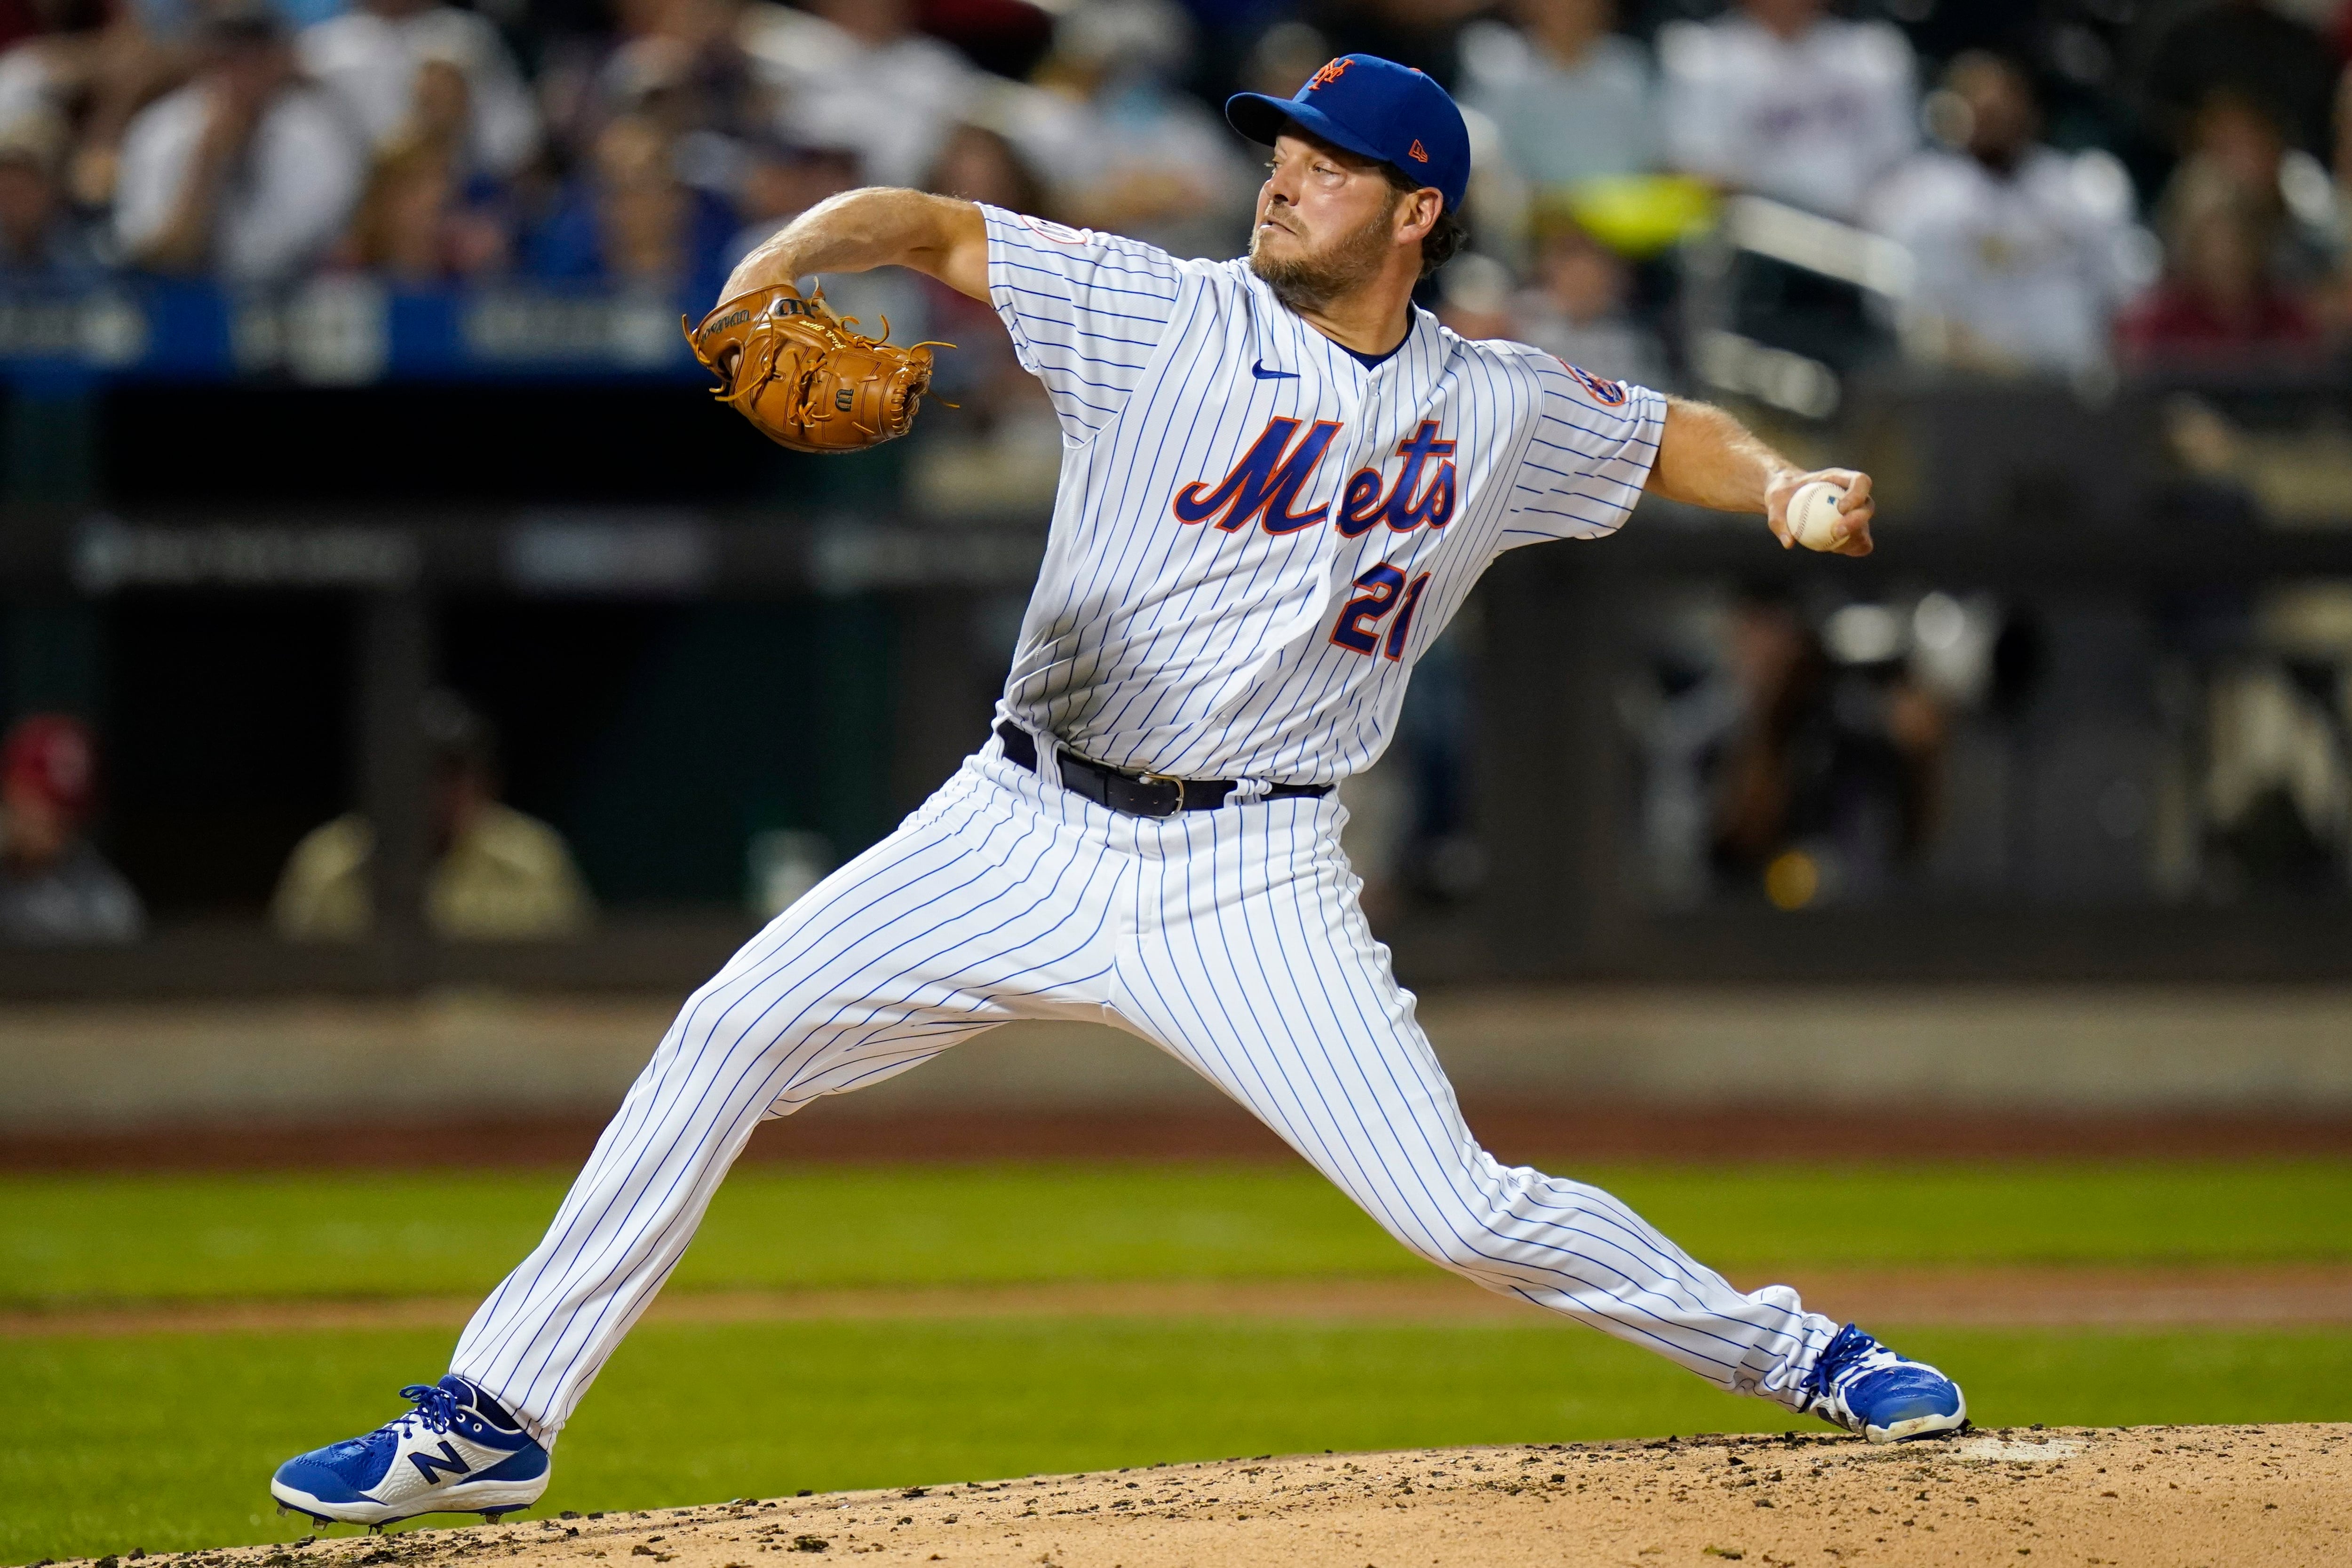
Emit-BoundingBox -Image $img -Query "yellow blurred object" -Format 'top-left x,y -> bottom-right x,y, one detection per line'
1539,174 -> 1718,259
1764,849 -> 1820,911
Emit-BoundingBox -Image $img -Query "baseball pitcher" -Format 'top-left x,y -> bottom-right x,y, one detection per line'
270,54 -> 1963,1529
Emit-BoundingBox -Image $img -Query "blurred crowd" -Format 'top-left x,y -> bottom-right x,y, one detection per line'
8,0 -> 2352,939
0,0 -> 2333,378
1619,578 -> 2352,911
0,696 -> 593,944
0,712 -> 143,942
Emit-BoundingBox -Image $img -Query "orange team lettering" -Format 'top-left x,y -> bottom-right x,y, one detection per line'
1310,58 -> 1351,90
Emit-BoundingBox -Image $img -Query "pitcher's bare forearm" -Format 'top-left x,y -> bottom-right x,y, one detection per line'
1643,395 -> 1875,555
1644,396 -> 1803,513
719,188 -> 991,306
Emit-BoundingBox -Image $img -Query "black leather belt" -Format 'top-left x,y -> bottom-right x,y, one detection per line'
996,721 -> 1330,819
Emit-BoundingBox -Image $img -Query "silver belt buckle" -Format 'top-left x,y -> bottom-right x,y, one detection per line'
1136,771 -> 1186,816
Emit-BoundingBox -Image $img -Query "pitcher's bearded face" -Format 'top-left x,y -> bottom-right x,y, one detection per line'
1248,133 -> 1403,313
1250,203 -> 1395,311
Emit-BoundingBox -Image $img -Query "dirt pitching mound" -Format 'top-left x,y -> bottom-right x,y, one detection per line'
142,1425 -> 2351,1568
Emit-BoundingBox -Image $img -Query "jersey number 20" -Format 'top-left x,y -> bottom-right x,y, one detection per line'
1330,563 -> 1431,661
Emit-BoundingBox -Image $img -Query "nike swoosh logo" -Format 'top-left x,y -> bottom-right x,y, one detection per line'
1251,360 -> 1299,380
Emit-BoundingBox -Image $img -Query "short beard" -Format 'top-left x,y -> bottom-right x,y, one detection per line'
1249,203 -> 1396,315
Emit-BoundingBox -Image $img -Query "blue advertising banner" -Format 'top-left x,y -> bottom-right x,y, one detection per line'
0,279 -> 710,386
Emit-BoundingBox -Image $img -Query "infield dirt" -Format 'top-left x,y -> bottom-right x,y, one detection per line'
112,1424 -> 2349,1568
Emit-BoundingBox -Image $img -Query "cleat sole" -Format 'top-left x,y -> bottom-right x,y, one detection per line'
1867,1396 -> 1971,1444
271,1475 -> 548,1528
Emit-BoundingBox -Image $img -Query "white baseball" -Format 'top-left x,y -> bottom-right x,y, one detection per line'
1788,479 -> 1850,550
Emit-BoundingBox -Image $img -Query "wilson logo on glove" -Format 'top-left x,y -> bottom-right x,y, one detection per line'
683,284 -> 948,454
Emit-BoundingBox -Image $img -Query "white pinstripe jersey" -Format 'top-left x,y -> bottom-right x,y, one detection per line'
980,203 -> 1666,786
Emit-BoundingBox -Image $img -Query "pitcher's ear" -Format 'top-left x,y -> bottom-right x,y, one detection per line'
1398,187 -> 1441,241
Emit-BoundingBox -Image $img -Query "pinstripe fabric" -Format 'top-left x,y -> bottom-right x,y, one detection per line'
451,748 -> 1837,1441
445,210 -> 1828,1448
978,205 -> 1664,787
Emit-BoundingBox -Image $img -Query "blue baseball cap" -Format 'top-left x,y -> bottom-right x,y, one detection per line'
1226,54 -> 1470,214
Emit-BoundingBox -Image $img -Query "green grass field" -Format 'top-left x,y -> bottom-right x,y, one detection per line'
5,1160 -> 2350,1564
9,1161 -> 2352,1306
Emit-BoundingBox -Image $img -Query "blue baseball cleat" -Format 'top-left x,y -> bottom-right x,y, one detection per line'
1800,1323 -> 1969,1443
270,1375 -> 550,1528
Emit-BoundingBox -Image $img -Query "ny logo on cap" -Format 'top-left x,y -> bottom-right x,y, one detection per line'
1309,57 -> 1351,90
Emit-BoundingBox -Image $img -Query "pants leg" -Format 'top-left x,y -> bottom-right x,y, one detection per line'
1110,793 -> 1837,1409
451,757 -> 1126,1439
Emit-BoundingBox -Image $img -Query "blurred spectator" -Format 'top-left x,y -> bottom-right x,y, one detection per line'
336,73 -> 513,280
2142,0 -> 2336,159
0,0 -> 190,212
595,0 -> 767,198
2203,657 -> 2351,896
2119,163 -> 2320,359
1706,593 -> 1940,905
1457,0 -> 1656,189
0,106 -> 99,274
903,121 -> 1063,517
913,121 -> 1047,332
1015,0 -> 1252,259
1436,221 -> 1668,388
740,0 -> 975,191
723,130 -> 855,269
1516,215 -> 1668,385
2158,89 -> 2335,288
0,714 -> 143,945
527,111 -> 733,299
272,692 -> 593,942
112,4 -> 363,279
298,0 -> 539,179
1866,53 -> 2143,377
926,118 -> 1044,215
1235,17 -> 1328,101
1658,0 -> 1916,222
1435,250 -> 1517,341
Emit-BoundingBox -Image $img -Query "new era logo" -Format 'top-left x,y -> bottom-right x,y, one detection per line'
1408,140 -> 1429,163
1310,57 -> 1351,90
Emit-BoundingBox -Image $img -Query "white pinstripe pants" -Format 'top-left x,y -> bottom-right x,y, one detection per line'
452,740 -> 1837,1440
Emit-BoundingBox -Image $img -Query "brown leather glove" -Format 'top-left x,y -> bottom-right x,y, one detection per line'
683,283 -> 936,453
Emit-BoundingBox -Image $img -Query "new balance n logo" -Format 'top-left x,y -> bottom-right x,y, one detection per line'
411,1441 -> 473,1484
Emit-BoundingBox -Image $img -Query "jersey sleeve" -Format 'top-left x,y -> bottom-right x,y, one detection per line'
979,203 -> 1187,443
1498,358 -> 1667,547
